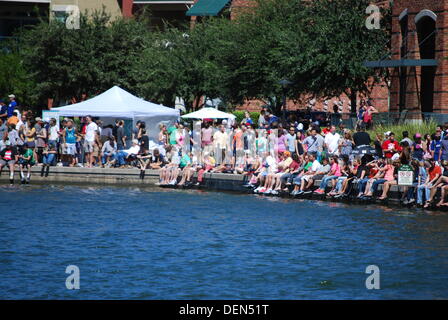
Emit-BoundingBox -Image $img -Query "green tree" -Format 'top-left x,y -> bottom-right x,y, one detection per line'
18,10 -> 148,107
213,0 -> 390,114
0,52 -> 37,106
133,22 -> 224,112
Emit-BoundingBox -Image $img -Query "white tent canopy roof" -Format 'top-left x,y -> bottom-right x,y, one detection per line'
52,86 -> 179,118
181,107 -> 235,119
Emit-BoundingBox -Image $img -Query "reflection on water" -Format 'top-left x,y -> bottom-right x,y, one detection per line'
0,184 -> 448,299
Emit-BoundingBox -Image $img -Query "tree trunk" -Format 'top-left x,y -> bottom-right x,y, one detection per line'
350,90 -> 357,115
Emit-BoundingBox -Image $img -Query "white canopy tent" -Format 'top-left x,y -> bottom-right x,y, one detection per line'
181,107 -> 236,120
52,86 -> 179,139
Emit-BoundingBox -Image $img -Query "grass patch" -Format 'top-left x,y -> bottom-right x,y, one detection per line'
367,120 -> 439,141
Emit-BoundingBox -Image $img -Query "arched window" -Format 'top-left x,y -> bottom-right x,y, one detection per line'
415,10 -> 436,113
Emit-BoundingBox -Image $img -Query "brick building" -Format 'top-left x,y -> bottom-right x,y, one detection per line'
388,1 -> 443,114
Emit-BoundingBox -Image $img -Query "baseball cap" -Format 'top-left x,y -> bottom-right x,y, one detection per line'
415,133 -> 422,138
8,94 -> 15,99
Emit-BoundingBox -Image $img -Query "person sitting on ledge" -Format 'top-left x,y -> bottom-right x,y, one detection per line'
177,152 -> 194,186
0,141 -> 17,184
377,161 -> 400,200
419,159 -> 441,208
313,156 -> 341,195
298,157 -> 330,195
113,139 -> 140,168
424,160 -> 448,208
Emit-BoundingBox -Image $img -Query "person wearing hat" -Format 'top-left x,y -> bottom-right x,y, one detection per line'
7,94 -> 17,118
381,132 -> 401,159
113,139 -> 140,168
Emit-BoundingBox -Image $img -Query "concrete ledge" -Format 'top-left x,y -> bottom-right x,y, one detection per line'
0,166 -> 249,188
0,166 -> 405,196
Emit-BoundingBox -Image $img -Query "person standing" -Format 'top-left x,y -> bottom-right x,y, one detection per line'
201,122 -> 213,154
285,127 -> 296,154
35,118 -> 47,164
0,118 -> 6,151
302,128 -> 324,157
116,120 -> 126,150
7,94 -> 17,118
63,119 -> 78,167
324,125 -> 341,156
48,118 -> 59,149
382,132 -> 401,159
84,116 -> 98,168
213,124 -> 229,164
362,100 -> 378,130
0,100 -> 7,122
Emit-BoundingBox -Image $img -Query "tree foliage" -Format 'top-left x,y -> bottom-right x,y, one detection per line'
13,0 -> 390,113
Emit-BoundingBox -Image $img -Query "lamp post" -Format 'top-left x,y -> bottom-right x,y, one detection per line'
279,79 -> 293,124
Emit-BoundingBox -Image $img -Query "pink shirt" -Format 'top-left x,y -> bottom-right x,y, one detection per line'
331,163 -> 341,176
201,127 -> 213,145
384,164 -> 395,181
277,135 -> 286,153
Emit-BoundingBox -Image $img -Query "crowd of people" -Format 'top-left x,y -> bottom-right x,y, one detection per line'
3,95 -> 448,208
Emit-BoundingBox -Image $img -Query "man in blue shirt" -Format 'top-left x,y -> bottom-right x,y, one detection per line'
7,94 -> 17,118
0,100 -> 7,122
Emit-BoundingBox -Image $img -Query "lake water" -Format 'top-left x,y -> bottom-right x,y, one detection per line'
1,184 -> 448,299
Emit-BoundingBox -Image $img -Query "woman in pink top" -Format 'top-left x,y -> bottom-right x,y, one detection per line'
377,161 -> 399,200
277,130 -> 287,154
314,156 -> 341,194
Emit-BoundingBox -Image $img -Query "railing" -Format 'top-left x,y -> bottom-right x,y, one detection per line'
309,111 -> 448,129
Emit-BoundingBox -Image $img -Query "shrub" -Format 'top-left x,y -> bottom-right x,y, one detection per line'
232,111 -> 260,127
367,120 -> 439,141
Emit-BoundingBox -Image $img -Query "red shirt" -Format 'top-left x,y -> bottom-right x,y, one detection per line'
289,160 -> 300,171
429,165 -> 442,181
382,139 -> 401,158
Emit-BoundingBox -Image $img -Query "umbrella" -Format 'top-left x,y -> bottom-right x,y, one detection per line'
181,107 -> 236,120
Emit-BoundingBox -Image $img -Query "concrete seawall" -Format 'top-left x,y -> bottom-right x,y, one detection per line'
0,166 -> 248,192
0,166 -> 406,203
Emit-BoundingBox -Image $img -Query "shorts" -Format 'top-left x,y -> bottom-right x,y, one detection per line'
93,144 -> 100,157
26,141 -> 35,148
65,143 -> 76,155
302,175 -> 314,182
0,159 -> 15,166
18,158 -> 34,166
84,140 -> 95,153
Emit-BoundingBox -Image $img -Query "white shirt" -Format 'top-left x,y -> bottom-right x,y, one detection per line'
213,130 -> 228,149
49,126 -> 59,140
15,120 -> 24,131
266,155 -> 277,173
324,132 -> 340,155
311,160 -> 321,172
85,122 -> 98,142
124,145 -> 140,155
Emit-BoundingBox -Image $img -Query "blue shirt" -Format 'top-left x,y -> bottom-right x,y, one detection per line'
431,140 -> 442,161
0,104 -> 7,120
7,101 -> 17,117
